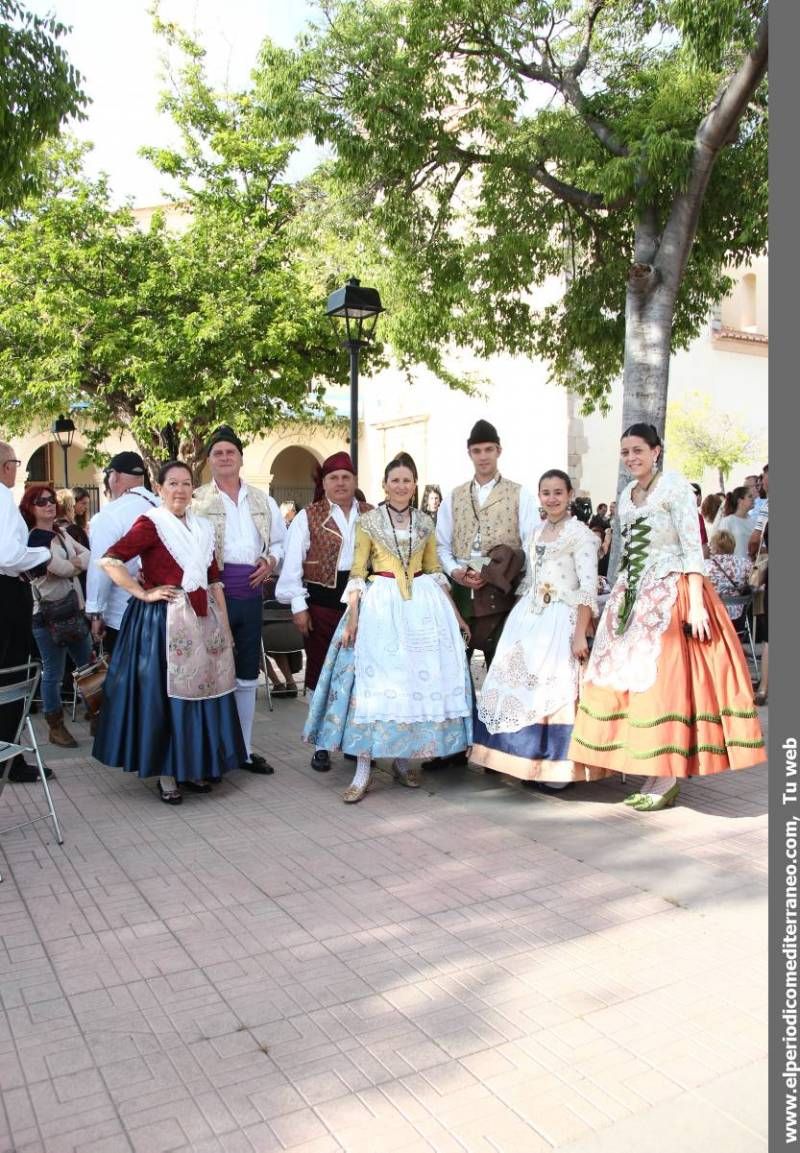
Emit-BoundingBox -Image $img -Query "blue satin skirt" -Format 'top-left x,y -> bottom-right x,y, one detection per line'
92,599 -> 245,780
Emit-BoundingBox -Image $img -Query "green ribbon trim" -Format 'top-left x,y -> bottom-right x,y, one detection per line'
572,736 -> 765,759
577,703 -> 760,726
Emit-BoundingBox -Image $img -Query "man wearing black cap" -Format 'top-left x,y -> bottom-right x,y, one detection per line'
85,451 -> 158,654
194,426 -> 286,775
431,419 -> 538,767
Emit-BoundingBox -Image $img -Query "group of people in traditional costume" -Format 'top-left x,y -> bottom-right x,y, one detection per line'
302,419 -> 765,811
0,411 -> 765,812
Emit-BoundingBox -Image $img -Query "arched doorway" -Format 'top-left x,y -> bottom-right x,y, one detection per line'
270,446 -> 319,510
26,444 -> 52,483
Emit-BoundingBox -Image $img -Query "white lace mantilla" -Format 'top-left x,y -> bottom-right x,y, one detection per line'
584,568 -> 679,693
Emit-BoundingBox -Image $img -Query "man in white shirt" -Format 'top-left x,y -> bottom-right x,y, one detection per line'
85,452 -> 159,653
0,441 -> 56,782
275,451 -> 372,772
433,419 -> 539,767
194,426 -> 286,775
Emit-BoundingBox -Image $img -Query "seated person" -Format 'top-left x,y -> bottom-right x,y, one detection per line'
704,529 -> 753,633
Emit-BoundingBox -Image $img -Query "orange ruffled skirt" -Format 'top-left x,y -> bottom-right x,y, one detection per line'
569,575 -> 766,778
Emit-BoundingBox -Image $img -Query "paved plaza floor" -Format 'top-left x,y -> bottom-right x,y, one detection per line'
0,688 -> 768,1153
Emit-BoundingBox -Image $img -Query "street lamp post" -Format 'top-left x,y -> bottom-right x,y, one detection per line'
325,277 -> 384,475
51,414 -> 76,487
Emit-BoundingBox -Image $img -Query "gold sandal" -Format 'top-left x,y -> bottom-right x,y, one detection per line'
392,760 -> 421,788
342,778 -> 371,804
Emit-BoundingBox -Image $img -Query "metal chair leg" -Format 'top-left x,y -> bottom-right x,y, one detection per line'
27,717 -> 63,845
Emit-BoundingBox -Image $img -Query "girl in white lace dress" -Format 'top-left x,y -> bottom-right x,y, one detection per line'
471,470 -> 606,785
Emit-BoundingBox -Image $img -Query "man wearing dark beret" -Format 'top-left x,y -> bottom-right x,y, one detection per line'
276,451 -> 373,772
193,425 -> 286,775
431,419 -> 539,767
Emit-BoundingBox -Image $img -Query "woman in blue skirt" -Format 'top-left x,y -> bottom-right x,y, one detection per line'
92,460 -> 244,803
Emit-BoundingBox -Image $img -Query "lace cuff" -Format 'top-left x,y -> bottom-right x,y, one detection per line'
341,576 -> 367,603
98,556 -> 126,568
430,571 -> 450,589
572,590 -> 599,614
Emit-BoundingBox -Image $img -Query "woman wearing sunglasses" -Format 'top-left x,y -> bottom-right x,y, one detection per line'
19,484 -> 92,747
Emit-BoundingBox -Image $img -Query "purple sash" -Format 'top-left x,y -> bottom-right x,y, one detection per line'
223,563 -> 261,600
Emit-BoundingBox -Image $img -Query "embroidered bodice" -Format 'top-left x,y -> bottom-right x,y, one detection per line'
612,470 -> 705,637
519,518 -> 599,615
618,471 -> 705,583
346,507 -> 445,601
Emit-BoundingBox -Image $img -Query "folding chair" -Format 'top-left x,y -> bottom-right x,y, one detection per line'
719,592 -> 759,679
0,663 -> 64,883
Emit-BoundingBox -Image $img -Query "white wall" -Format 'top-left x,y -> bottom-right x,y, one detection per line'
360,350 -> 569,504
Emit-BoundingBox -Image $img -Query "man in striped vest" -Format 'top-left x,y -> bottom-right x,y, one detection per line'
432,419 -> 539,767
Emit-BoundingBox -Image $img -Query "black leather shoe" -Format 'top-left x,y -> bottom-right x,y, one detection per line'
241,753 -> 275,775
183,780 -> 213,793
421,751 -> 469,770
158,781 -> 182,805
310,750 -> 331,772
8,760 -> 54,783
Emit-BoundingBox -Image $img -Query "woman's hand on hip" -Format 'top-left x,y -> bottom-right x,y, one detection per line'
141,586 -> 180,604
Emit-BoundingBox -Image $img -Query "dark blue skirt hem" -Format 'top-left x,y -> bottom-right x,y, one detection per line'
92,599 -> 245,781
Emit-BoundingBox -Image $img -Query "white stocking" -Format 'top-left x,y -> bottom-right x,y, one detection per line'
160,774 -> 178,791
235,678 -> 258,758
349,753 -> 372,790
394,757 -> 410,776
646,775 -> 677,795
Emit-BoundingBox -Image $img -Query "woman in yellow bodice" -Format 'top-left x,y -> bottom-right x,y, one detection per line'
303,453 -> 472,802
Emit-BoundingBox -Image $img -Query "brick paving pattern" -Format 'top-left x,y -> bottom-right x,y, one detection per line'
0,692 -> 767,1153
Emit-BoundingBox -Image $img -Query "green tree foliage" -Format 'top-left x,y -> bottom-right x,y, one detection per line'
0,0 -> 86,209
666,391 -> 765,491
254,0 -> 767,420
0,24 -> 357,477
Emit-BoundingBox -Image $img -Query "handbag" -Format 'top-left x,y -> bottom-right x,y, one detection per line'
73,648 -> 109,717
33,585 -> 90,645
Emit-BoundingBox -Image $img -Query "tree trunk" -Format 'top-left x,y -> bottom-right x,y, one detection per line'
607,220 -> 678,581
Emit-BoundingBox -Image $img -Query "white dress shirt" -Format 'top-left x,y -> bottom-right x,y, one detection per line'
219,485 -> 286,566
0,484 -> 51,576
275,500 -> 361,613
436,476 -> 540,577
85,486 -> 159,628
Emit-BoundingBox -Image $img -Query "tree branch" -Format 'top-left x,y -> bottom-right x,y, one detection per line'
658,10 -> 768,293
451,144 -> 606,211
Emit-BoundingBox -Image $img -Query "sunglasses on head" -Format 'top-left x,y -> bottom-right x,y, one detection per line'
33,494 -> 57,506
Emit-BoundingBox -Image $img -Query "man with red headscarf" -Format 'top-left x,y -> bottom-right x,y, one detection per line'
276,452 -> 372,770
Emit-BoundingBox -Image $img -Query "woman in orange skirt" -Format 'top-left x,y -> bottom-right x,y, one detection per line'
569,423 -> 766,811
